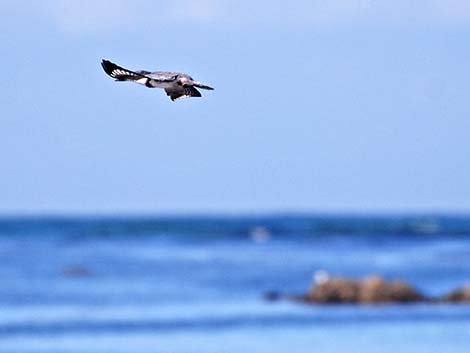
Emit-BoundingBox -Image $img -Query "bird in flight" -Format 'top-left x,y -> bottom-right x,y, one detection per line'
101,59 -> 214,101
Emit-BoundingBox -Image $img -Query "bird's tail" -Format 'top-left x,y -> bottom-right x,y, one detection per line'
193,81 -> 214,90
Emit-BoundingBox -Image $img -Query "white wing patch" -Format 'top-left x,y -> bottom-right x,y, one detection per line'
173,95 -> 190,101
135,77 -> 149,85
111,69 -> 138,78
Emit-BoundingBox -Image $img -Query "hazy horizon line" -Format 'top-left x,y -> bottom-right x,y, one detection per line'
1,208 -> 469,219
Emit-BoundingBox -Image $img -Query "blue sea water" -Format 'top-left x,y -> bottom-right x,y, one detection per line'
0,215 -> 470,353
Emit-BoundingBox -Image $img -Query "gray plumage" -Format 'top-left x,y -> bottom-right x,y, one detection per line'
101,59 -> 214,101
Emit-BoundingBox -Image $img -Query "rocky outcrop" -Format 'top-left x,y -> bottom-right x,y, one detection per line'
440,284 -> 470,303
301,275 -> 425,304
265,274 -> 470,305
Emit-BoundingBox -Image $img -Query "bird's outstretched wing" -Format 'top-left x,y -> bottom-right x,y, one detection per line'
101,59 -> 181,89
165,86 -> 202,101
101,60 -> 151,84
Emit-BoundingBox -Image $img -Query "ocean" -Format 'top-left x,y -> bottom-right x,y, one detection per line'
0,215 -> 470,353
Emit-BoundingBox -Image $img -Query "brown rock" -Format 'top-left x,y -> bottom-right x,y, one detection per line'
441,284 -> 470,303
306,275 -> 425,304
359,276 -> 388,303
359,275 -> 424,303
307,278 -> 360,303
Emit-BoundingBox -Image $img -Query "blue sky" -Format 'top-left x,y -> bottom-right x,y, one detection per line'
1,1 -> 470,214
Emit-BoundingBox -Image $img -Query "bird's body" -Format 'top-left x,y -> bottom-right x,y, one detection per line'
101,60 -> 214,101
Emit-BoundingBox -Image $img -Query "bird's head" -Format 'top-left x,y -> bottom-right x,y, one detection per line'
176,75 -> 191,87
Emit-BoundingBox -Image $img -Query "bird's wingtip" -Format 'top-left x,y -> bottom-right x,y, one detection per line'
101,59 -> 117,77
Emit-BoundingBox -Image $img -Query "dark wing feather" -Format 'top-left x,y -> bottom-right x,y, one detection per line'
165,86 -> 202,101
101,60 -> 147,81
185,86 -> 202,97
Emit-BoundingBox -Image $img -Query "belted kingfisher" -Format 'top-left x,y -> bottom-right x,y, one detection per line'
101,59 -> 214,101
